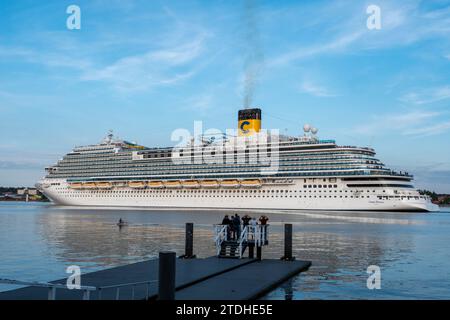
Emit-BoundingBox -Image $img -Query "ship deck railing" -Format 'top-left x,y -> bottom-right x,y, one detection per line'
62,170 -> 413,183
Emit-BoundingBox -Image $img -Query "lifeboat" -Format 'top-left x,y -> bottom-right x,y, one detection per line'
220,180 -> 240,188
148,181 -> 164,188
69,182 -> 83,189
128,181 -> 146,188
164,181 -> 182,188
240,179 -> 262,188
113,182 -> 128,188
182,180 -> 200,188
96,182 -> 112,189
200,180 -> 219,188
82,182 -> 97,189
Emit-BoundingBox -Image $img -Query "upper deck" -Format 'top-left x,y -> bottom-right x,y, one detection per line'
43,133 -> 411,182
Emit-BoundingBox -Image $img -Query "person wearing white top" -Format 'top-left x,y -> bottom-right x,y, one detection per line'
249,217 -> 257,240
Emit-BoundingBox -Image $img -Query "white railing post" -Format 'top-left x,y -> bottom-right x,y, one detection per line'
259,226 -> 262,245
238,227 -> 243,259
48,287 -> 56,300
82,289 -> 90,300
94,280 -> 157,300
256,226 -> 260,247
238,226 -> 248,259
238,230 -> 241,258
214,224 -> 229,256
263,225 -> 266,244
260,225 -> 263,245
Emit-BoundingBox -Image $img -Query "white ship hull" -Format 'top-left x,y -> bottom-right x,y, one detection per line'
37,178 -> 439,212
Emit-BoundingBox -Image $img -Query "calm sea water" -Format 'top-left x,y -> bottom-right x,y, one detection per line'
0,202 -> 449,299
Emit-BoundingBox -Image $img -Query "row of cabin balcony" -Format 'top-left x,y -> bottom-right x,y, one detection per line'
160,146 -> 373,159
53,159 -> 385,173
51,162 -> 385,175
56,154 -> 383,169
59,155 -> 382,165
61,148 -> 377,162
53,163 -> 385,177
49,168 -> 390,178
59,152 -> 379,165
66,143 -> 374,161
48,169 -> 412,181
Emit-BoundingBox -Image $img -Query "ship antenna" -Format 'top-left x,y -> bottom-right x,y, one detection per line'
106,130 -> 114,144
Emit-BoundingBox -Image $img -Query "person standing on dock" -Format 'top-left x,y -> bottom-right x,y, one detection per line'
221,215 -> 232,240
242,214 -> 251,227
233,214 -> 241,240
259,215 -> 269,242
243,215 -> 252,238
259,215 -> 268,225
249,217 -> 258,240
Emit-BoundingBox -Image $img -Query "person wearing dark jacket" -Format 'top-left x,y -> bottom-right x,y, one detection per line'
221,215 -> 232,239
259,215 -> 269,242
242,215 -> 251,227
222,215 -> 231,225
233,214 -> 241,240
259,215 -> 269,225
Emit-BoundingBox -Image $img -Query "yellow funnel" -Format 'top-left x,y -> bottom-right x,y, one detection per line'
238,108 -> 261,136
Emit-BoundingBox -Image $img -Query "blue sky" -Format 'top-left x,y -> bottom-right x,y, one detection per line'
0,0 -> 450,192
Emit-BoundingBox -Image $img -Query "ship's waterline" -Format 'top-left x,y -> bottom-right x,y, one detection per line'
36,108 -> 439,212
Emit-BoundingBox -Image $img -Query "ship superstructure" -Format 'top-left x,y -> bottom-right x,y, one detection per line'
36,108 -> 439,212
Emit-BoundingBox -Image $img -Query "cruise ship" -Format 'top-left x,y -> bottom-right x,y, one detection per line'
36,108 -> 439,212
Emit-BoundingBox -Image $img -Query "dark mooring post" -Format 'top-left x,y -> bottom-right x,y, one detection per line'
248,244 -> 255,259
180,222 -> 196,259
256,245 -> 262,260
281,224 -> 295,261
158,251 -> 176,300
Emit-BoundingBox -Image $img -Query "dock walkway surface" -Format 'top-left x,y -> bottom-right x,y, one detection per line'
176,260 -> 311,300
0,257 -> 311,300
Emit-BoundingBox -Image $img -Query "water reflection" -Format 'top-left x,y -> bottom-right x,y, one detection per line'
1,203 -> 449,299
38,208 -> 217,268
38,207 -> 417,296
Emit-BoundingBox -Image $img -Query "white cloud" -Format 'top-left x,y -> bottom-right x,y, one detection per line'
81,36 -> 206,92
0,43 -> 92,71
186,93 -> 214,112
269,31 -> 364,67
0,8 -> 213,93
403,120 -> 450,136
353,110 -> 450,137
400,86 -> 450,105
0,46 -> 33,58
268,1 -> 450,67
298,81 -> 338,97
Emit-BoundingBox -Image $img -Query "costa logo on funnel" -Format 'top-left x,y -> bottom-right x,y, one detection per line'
240,121 -> 251,134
